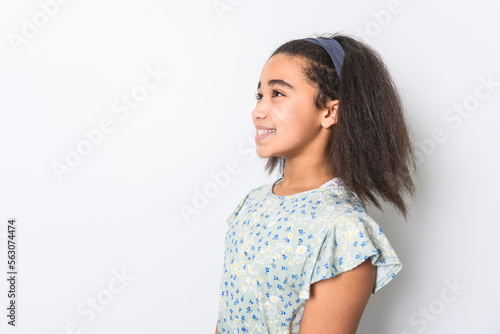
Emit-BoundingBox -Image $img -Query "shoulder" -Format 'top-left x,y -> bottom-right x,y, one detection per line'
306,185 -> 370,227
320,186 -> 391,252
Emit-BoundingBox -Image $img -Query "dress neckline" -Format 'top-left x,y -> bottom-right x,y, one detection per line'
268,176 -> 344,199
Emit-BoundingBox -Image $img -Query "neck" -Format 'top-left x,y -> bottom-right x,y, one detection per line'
278,157 -> 336,190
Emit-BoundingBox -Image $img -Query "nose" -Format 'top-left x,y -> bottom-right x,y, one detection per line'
251,99 -> 268,123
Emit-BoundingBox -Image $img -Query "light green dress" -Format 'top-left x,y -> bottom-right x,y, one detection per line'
217,177 -> 402,333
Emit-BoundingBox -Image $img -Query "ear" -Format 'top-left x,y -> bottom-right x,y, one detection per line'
320,99 -> 339,128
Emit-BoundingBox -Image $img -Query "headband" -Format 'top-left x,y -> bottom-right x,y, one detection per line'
303,37 -> 345,80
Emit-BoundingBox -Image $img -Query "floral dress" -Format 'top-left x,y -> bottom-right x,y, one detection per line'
216,177 -> 402,334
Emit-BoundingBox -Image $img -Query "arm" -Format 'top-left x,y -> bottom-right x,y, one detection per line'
215,323 -> 218,334
299,259 -> 376,334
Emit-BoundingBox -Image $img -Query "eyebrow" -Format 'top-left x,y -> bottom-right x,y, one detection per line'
257,79 -> 295,91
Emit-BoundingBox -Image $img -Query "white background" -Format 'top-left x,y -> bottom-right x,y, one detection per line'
1,0 -> 499,333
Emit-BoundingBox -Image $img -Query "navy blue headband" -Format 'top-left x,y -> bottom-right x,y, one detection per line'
303,37 -> 345,80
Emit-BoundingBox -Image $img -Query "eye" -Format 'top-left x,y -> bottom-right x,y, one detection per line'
272,90 -> 284,97
255,90 -> 284,100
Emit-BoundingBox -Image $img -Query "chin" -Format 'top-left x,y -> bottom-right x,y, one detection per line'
256,151 -> 271,159
255,148 -> 272,159
257,150 -> 284,160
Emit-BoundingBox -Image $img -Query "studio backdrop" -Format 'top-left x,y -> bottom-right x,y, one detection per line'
1,0 -> 499,333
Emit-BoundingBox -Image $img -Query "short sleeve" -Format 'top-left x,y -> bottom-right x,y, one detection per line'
299,214 -> 402,298
225,189 -> 253,226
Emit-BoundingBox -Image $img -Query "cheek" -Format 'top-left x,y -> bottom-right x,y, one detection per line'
276,121 -> 309,145
272,103 -> 303,128
272,100 -> 317,142
271,108 -> 288,127
276,107 -> 313,131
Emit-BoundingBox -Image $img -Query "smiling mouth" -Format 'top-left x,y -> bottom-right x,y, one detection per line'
256,129 -> 276,135
255,129 -> 275,142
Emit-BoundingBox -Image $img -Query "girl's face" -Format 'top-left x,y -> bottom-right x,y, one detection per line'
252,53 -> 335,159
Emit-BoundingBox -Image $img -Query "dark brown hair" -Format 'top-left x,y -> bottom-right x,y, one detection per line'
264,33 -> 418,220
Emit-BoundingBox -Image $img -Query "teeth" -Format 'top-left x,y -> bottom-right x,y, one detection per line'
257,129 -> 276,135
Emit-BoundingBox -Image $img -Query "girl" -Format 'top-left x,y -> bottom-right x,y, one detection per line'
215,33 -> 418,334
